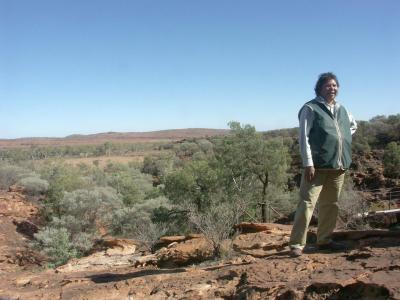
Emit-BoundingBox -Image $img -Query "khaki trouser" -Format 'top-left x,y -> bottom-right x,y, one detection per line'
289,169 -> 345,249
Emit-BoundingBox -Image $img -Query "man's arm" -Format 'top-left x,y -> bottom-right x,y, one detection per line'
348,112 -> 357,135
299,105 -> 315,182
299,105 -> 314,167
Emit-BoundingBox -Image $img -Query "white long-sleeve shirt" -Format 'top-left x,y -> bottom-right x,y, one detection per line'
299,96 -> 357,167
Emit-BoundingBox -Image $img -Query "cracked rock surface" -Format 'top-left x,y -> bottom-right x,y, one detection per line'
1,231 -> 400,299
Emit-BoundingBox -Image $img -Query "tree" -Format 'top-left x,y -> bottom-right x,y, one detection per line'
214,122 -> 291,222
164,160 -> 219,211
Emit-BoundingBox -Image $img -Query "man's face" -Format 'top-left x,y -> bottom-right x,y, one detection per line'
320,79 -> 338,102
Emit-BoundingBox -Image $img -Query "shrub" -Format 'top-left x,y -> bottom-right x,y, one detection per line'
151,205 -> 191,235
141,154 -> 173,185
39,162 -> 87,192
175,142 -> 200,159
107,168 -> 154,206
36,187 -> 123,265
57,187 -> 122,230
338,179 -> 370,230
0,164 -> 33,189
17,176 -> 49,195
264,184 -> 299,221
34,227 -> 77,267
39,162 -> 91,220
111,196 -> 171,250
184,191 -> 247,257
130,218 -> 168,252
197,139 -> 214,155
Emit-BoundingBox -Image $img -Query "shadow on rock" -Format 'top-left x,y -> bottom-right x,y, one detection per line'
89,268 -> 186,283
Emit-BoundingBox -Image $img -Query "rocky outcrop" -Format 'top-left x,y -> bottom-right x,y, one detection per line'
0,191 -> 43,274
56,238 -> 139,273
0,191 -> 38,219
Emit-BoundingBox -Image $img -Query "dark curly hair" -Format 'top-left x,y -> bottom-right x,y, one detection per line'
314,72 -> 339,96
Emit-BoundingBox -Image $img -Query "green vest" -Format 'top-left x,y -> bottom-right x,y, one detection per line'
302,99 -> 352,169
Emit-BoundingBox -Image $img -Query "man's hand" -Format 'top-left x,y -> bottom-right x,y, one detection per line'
305,166 -> 315,182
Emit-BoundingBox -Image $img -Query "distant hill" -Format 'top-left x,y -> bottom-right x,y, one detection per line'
0,128 -> 229,148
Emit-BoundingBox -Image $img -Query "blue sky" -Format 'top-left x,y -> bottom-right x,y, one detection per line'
1,0 -> 399,138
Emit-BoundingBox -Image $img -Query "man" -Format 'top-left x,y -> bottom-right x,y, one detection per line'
289,72 -> 357,257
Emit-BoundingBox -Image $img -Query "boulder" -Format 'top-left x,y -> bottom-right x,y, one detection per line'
157,236 -> 214,267
233,230 -> 290,257
56,238 -> 139,273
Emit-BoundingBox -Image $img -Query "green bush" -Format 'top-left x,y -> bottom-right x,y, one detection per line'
111,197 -> 171,251
36,187 -> 123,265
175,141 -> 200,159
56,187 -> 122,230
34,227 -> 77,267
17,176 -> 49,195
39,162 -> 90,220
107,168 -> 154,206
141,154 -> 173,185
0,164 -> 34,189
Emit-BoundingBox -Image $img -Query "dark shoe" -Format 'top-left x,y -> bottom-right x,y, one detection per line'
290,248 -> 303,257
317,241 -> 347,252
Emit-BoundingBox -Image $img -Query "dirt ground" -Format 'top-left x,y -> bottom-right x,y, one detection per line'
1,190 -> 400,300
